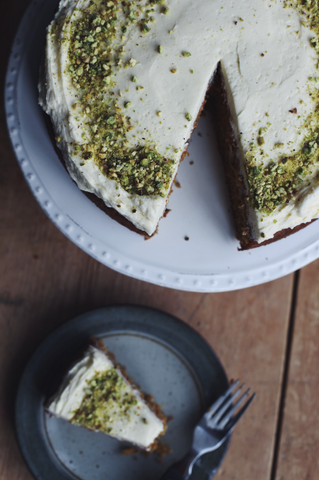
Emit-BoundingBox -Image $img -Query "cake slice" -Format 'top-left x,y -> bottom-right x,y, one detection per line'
47,339 -> 167,450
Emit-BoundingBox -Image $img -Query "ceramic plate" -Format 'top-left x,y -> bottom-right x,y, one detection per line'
15,306 -> 229,480
5,0 -> 319,292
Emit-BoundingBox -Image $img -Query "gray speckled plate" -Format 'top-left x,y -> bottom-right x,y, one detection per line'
15,306 -> 230,480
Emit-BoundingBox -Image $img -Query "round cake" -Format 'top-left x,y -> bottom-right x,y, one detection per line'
39,0 -> 319,248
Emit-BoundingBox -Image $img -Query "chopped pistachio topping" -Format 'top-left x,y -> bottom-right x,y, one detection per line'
71,369 -> 138,433
170,68 -> 177,73
141,23 -> 150,33
157,111 -> 162,117
185,113 -> 192,121
246,134 -> 319,213
65,0 -> 175,198
244,1 -> 319,214
129,58 -> 137,67
158,45 -> 164,53
97,146 -> 175,197
162,6 -> 169,14
182,51 -> 191,57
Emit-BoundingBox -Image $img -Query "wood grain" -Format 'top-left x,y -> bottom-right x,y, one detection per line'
0,141 -> 294,480
275,259 -> 319,480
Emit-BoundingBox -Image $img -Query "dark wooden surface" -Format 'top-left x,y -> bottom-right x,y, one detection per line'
1,2 -> 319,479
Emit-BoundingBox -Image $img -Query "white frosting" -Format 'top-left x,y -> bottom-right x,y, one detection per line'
39,0 -> 319,241
255,178 -> 319,240
48,346 -> 165,449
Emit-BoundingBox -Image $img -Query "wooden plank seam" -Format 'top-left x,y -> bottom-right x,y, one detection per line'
269,270 -> 300,480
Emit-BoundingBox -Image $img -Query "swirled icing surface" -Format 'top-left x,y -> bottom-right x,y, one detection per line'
47,346 -> 165,448
39,0 -> 319,241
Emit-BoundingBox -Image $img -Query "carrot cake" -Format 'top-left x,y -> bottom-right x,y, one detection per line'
47,339 -> 167,450
39,0 -> 319,248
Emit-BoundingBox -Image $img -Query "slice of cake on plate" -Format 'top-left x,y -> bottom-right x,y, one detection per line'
39,0 -> 319,248
47,338 -> 167,450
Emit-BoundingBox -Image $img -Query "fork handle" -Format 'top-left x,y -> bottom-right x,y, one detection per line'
160,448 -> 199,480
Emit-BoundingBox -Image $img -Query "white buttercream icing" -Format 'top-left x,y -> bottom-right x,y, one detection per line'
39,0 -> 319,242
47,346 -> 165,449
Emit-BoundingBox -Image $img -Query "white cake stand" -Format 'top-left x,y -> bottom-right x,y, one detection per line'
5,0 -> 319,292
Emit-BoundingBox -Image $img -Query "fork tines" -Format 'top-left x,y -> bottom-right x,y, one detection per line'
205,380 -> 256,431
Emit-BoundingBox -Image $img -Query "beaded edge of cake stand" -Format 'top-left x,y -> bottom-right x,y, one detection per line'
5,0 -> 319,292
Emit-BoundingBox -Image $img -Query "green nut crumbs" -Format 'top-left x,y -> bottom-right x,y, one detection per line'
129,58 -> 137,67
71,369 -> 138,433
96,146 -> 175,196
170,68 -> 177,73
182,51 -> 191,57
64,0 -> 175,198
185,113 -> 192,121
141,23 -> 150,33
243,1 -> 319,214
158,45 -> 163,53
246,134 -> 319,213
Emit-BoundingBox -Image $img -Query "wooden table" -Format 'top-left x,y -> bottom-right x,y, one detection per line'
1,2 -> 319,478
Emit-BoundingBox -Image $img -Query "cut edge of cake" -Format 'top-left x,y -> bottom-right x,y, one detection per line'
46,336 -> 168,452
209,62 -> 317,250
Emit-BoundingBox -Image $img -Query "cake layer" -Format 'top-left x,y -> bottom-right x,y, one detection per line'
47,345 -> 166,449
39,0 -> 319,245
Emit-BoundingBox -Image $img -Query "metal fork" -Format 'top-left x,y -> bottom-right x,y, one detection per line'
161,380 -> 256,480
